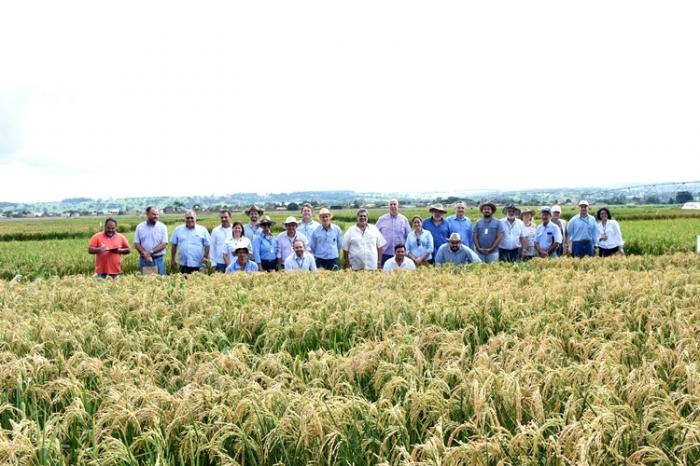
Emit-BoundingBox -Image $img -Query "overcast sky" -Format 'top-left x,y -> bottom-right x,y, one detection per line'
1,1 -> 699,203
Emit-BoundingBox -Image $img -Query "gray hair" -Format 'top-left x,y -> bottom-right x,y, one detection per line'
356,208 -> 369,217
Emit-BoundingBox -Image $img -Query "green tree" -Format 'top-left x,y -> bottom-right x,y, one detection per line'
676,191 -> 694,204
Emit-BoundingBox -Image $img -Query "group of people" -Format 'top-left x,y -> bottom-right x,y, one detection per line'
88,200 -> 624,278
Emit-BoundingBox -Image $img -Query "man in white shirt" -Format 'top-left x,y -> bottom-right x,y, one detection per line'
209,209 -> 232,272
383,244 -> 416,272
342,208 -> 387,271
284,239 -> 317,272
499,204 -> 526,262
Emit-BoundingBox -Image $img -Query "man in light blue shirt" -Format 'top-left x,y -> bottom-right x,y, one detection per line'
298,203 -> 321,239
253,216 -> 278,272
226,246 -> 259,273
244,205 -> 264,241
446,201 -> 474,249
170,210 -> 211,274
284,240 -> 317,272
567,200 -> 598,257
435,233 -> 481,267
422,203 -> 450,262
309,208 -> 343,270
534,207 -> 562,258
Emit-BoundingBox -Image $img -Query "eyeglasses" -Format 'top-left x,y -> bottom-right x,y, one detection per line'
416,238 -> 422,247
185,217 -> 195,220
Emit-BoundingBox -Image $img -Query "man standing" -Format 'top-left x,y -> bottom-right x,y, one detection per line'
382,244 -> 416,272
550,205 -> 568,256
376,199 -> 411,266
134,206 -> 168,275
567,200 -> 598,257
284,239 -> 318,272
88,218 -> 131,278
209,209 -> 232,272
342,208 -> 387,271
243,205 -> 264,241
297,203 -> 320,239
309,208 -> 343,270
473,201 -> 504,263
422,204 -> 450,261
170,210 -> 211,274
534,207 -> 562,258
277,217 -> 309,269
499,204 -> 526,262
253,216 -> 278,272
435,233 -> 481,267
446,201 -> 474,249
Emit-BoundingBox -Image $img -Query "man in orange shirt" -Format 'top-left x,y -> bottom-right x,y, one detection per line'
88,218 -> 131,278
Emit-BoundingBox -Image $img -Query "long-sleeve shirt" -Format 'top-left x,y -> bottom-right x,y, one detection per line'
244,223 -> 262,242
171,224 -> 211,267
446,215 -> 474,249
276,232 -> 310,260
422,218 -> 450,253
209,225 -> 232,265
597,220 -> 624,249
284,252 -> 318,272
253,233 -> 278,262
376,213 -> 411,257
434,244 -> 481,267
309,224 -> 343,260
567,214 -> 598,245
297,220 -> 320,240
226,260 -> 259,273
405,229 -> 434,261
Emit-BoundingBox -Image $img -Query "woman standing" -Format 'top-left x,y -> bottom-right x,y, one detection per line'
405,215 -> 434,266
520,209 -> 537,260
596,207 -> 624,257
223,221 -> 254,267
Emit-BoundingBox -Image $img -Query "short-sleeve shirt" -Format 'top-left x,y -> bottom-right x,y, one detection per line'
500,218 -> 526,250
474,218 -> 504,249
171,224 -> 211,267
382,257 -> 416,272
89,231 -> 130,275
226,260 -> 259,273
222,236 -> 253,264
535,222 -> 563,251
134,221 -> 168,256
342,224 -> 387,270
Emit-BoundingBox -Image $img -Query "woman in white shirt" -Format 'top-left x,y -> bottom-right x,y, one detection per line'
223,221 -> 254,266
520,209 -> 537,260
596,207 -> 624,257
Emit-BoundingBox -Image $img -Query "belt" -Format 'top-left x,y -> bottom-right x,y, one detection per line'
573,240 -> 591,244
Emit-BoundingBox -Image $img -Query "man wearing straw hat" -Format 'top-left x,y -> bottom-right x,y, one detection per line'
253,216 -> 278,272
376,199 -> 411,267
434,233 -> 481,267
422,203 -> 450,263
499,203 -> 527,262
243,205 -> 264,241
309,208 -> 343,270
473,201 -> 504,263
277,216 -> 309,269
225,246 -> 259,273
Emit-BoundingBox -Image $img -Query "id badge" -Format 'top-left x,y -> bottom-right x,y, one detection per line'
484,228 -> 489,235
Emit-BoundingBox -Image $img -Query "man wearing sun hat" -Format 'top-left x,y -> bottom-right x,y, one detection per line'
499,203 -> 527,262
244,205 -> 265,241
473,201 -> 504,263
550,205 -> 568,256
422,203 -> 450,262
309,207 -> 343,270
276,216 -> 310,269
225,246 -> 259,273
253,215 -> 278,272
567,200 -> 598,257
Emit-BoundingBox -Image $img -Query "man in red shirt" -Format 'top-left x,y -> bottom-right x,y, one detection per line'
88,218 -> 131,278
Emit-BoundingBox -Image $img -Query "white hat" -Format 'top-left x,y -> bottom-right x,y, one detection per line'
551,205 -> 562,213
448,232 -> 462,242
578,200 -> 590,206
283,216 -> 298,225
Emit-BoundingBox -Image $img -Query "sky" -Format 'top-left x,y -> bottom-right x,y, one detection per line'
1,1 -> 699,203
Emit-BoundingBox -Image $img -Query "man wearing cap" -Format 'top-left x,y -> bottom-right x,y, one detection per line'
309,208 -> 343,270
551,205 -> 568,256
88,217 -> 131,279
244,205 -> 264,241
535,207 -> 562,258
446,201 -> 474,249
382,244 -> 416,272
376,199 -> 411,267
422,204 -> 450,262
170,210 -> 211,274
209,209 -> 233,272
226,246 -> 259,273
298,203 -> 321,239
253,216 -> 278,272
277,217 -> 309,269
284,239 -> 318,272
473,201 -> 504,263
499,204 -> 527,262
342,208 -> 387,271
134,206 -> 168,275
567,200 -> 598,257
434,233 -> 481,267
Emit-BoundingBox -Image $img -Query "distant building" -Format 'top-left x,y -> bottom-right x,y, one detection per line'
682,202 -> 700,210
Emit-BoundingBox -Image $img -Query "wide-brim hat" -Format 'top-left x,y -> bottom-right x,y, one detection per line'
234,246 -> 249,254
502,203 -> 521,216
318,208 -> 333,218
520,208 -> 534,216
283,216 -> 298,226
479,201 -> 497,213
428,203 -> 447,214
245,205 -> 264,215
257,215 -> 275,226
540,206 -> 552,214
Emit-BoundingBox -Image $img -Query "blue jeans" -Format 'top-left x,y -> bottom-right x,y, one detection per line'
381,254 -> 393,267
140,255 -> 166,275
498,248 -> 520,262
316,257 -> 340,271
214,263 -> 227,272
571,241 -> 594,258
478,251 -> 499,263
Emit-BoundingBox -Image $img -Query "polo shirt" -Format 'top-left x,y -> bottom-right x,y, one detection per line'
171,224 -> 211,268
473,217 -> 504,250
88,231 -> 130,275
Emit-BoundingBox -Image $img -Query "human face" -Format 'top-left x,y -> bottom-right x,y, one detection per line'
449,240 -> 461,251
541,212 -> 551,224
147,208 -> 159,224
356,212 -> 368,228
301,206 -> 313,222
249,210 -> 260,223
185,213 -> 196,228
521,212 -> 532,224
394,246 -> 405,262
285,223 -> 297,236
104,220 -> 117,237
579,205 -> 589,216
455,204 -> 465,218
232,224 -> 243,238
320,214 -> 331,227
261,223 -> 271,234
412,217 -> 422,231
506,208 -> 516,219
389,200 -> 399,216
236,250 -> 248,264
431,210 -> 443,222
220,212 -> 231,228
552,210 -> 561,220
293,241 -> 305,257
599,209 -> 609,221
482,206 -> 493,218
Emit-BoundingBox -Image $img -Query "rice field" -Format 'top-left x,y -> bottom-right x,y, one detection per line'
1,255 -> 700,465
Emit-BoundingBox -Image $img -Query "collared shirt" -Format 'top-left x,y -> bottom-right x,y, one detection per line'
134,221 -> 168,256
405,229 -> 434,261
446,215 -> 474,249
473,217 -> 504,249
382,256 -> 416,273
567,214 -> 598,245
597,220 -> 624,249
500,217 -> 526,250
376,213 -> 411,257
521,222 -> 537,257
244,223 -> 262,242
171,224 -> 211,267
535,222 -> 563,252
88,231 -> 130,275
551,218 -> 567,241
222,236 -> 253,264
297,220 -> 320,240
276,232 -> 310,260
284,252 -> 318,272
434,244 -> 481,267
225,260 -> 259,273
342,224 -> 387,270
309,224 -> 343,259
209,225 -> 233,265
422,217 -> 450,253
253,233 -> 278,262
